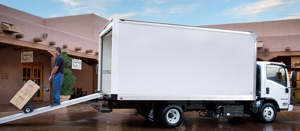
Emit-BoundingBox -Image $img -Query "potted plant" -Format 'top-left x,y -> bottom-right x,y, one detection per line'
60,51 -> 76,102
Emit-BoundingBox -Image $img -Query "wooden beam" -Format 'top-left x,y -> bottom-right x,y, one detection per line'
32,50 -> 49,54
14,47 -> 29,51
1,22 -> 13,26
95,52 -> 99,55
75,47 -> 82,51
14,47 -> 41,51
16,34 -> 24,39
66,50 -> 97,60
0,43 -> 10,47
15,48 -> 49,54
0,44 -> 15,50
63,44 -> 68,48
1,22 -> 21,33
49,41 -> 56,46
0,36 -> 98,60
264,48 -> 269,51
33,37 -> 43,42
86,49 -> 93,53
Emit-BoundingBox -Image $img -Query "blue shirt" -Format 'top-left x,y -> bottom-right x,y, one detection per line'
53,54 -> 65,74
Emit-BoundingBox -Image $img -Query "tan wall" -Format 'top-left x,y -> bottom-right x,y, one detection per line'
93,15 -> 108,40
45,14 -> 108,41
203,19 -> 300,36
0,47 -> 52,104
72,62 -> 95,95
46,14 -> 94,40
203,19 -> 300,53
0,47 -> 22,104
0,14 -> 99,54
258,35 -> 300,52
0,4 -> 45,25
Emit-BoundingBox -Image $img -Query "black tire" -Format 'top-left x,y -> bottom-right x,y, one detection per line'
23,105 -> 34,113
141,110 -> 149,120
160,105 -> 184,128
259,103 -> 277,123
153,105 -> 165,125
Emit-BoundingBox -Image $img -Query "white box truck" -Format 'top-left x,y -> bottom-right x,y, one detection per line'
97,19 -> 293,127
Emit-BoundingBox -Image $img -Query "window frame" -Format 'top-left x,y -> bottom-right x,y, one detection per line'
266,64 -> 287,87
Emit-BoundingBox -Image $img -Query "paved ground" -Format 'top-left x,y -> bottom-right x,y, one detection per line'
0,102 -> 300,131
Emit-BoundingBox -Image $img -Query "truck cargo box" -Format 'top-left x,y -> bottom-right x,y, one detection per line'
99,19 -> 257,101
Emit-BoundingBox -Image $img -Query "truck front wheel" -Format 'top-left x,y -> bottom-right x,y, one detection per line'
259,103 -> 277,123
161,105 -> 184,127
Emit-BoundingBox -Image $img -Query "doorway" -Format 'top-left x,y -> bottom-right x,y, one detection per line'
22,63 -> 43,101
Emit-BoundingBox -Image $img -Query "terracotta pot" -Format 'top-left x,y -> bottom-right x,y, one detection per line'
60,95 -> 70,103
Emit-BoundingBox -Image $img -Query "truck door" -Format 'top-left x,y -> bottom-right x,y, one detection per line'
265,64 -> 289,109
100,30 -> 112,93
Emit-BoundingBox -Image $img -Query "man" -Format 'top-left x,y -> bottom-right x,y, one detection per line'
49,47 -> 65,107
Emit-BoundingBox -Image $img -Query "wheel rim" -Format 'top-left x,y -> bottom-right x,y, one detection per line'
263,106 -> 274,121
166,109 -> 180,124
25,108 -> 31,113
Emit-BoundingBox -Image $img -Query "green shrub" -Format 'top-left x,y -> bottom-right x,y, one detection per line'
60,51 -> 76,95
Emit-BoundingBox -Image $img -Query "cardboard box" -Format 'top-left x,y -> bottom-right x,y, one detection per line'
10,80 -> 40,110
10,91 -> 31,109
19,80 -> 40,98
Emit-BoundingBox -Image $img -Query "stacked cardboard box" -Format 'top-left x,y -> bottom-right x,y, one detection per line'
10,80 -> 40,110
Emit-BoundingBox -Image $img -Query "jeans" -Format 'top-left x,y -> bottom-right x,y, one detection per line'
53,73 -> 64,105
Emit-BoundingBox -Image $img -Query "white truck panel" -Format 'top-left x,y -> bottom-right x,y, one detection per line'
101,35 -> 112,93
100,20 -> 256,101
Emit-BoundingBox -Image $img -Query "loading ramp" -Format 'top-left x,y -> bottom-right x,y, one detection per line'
0,93 -> 103,124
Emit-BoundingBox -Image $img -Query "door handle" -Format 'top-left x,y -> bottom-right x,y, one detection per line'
285,88 -> 289,93
266,87 -> 269,94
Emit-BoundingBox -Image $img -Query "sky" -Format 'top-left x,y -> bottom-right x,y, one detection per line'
1,0 -> 300,26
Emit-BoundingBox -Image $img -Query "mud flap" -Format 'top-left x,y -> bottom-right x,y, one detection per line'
288,104 -> 293,111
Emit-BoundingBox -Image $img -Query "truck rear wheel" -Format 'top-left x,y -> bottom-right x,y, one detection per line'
161,105 -> 184,127
259,103 -> 277,123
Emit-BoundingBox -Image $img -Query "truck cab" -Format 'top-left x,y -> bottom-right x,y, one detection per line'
254,61 -> 293,122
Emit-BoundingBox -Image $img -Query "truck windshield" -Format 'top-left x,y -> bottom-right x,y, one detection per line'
266,65 -> 287,87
